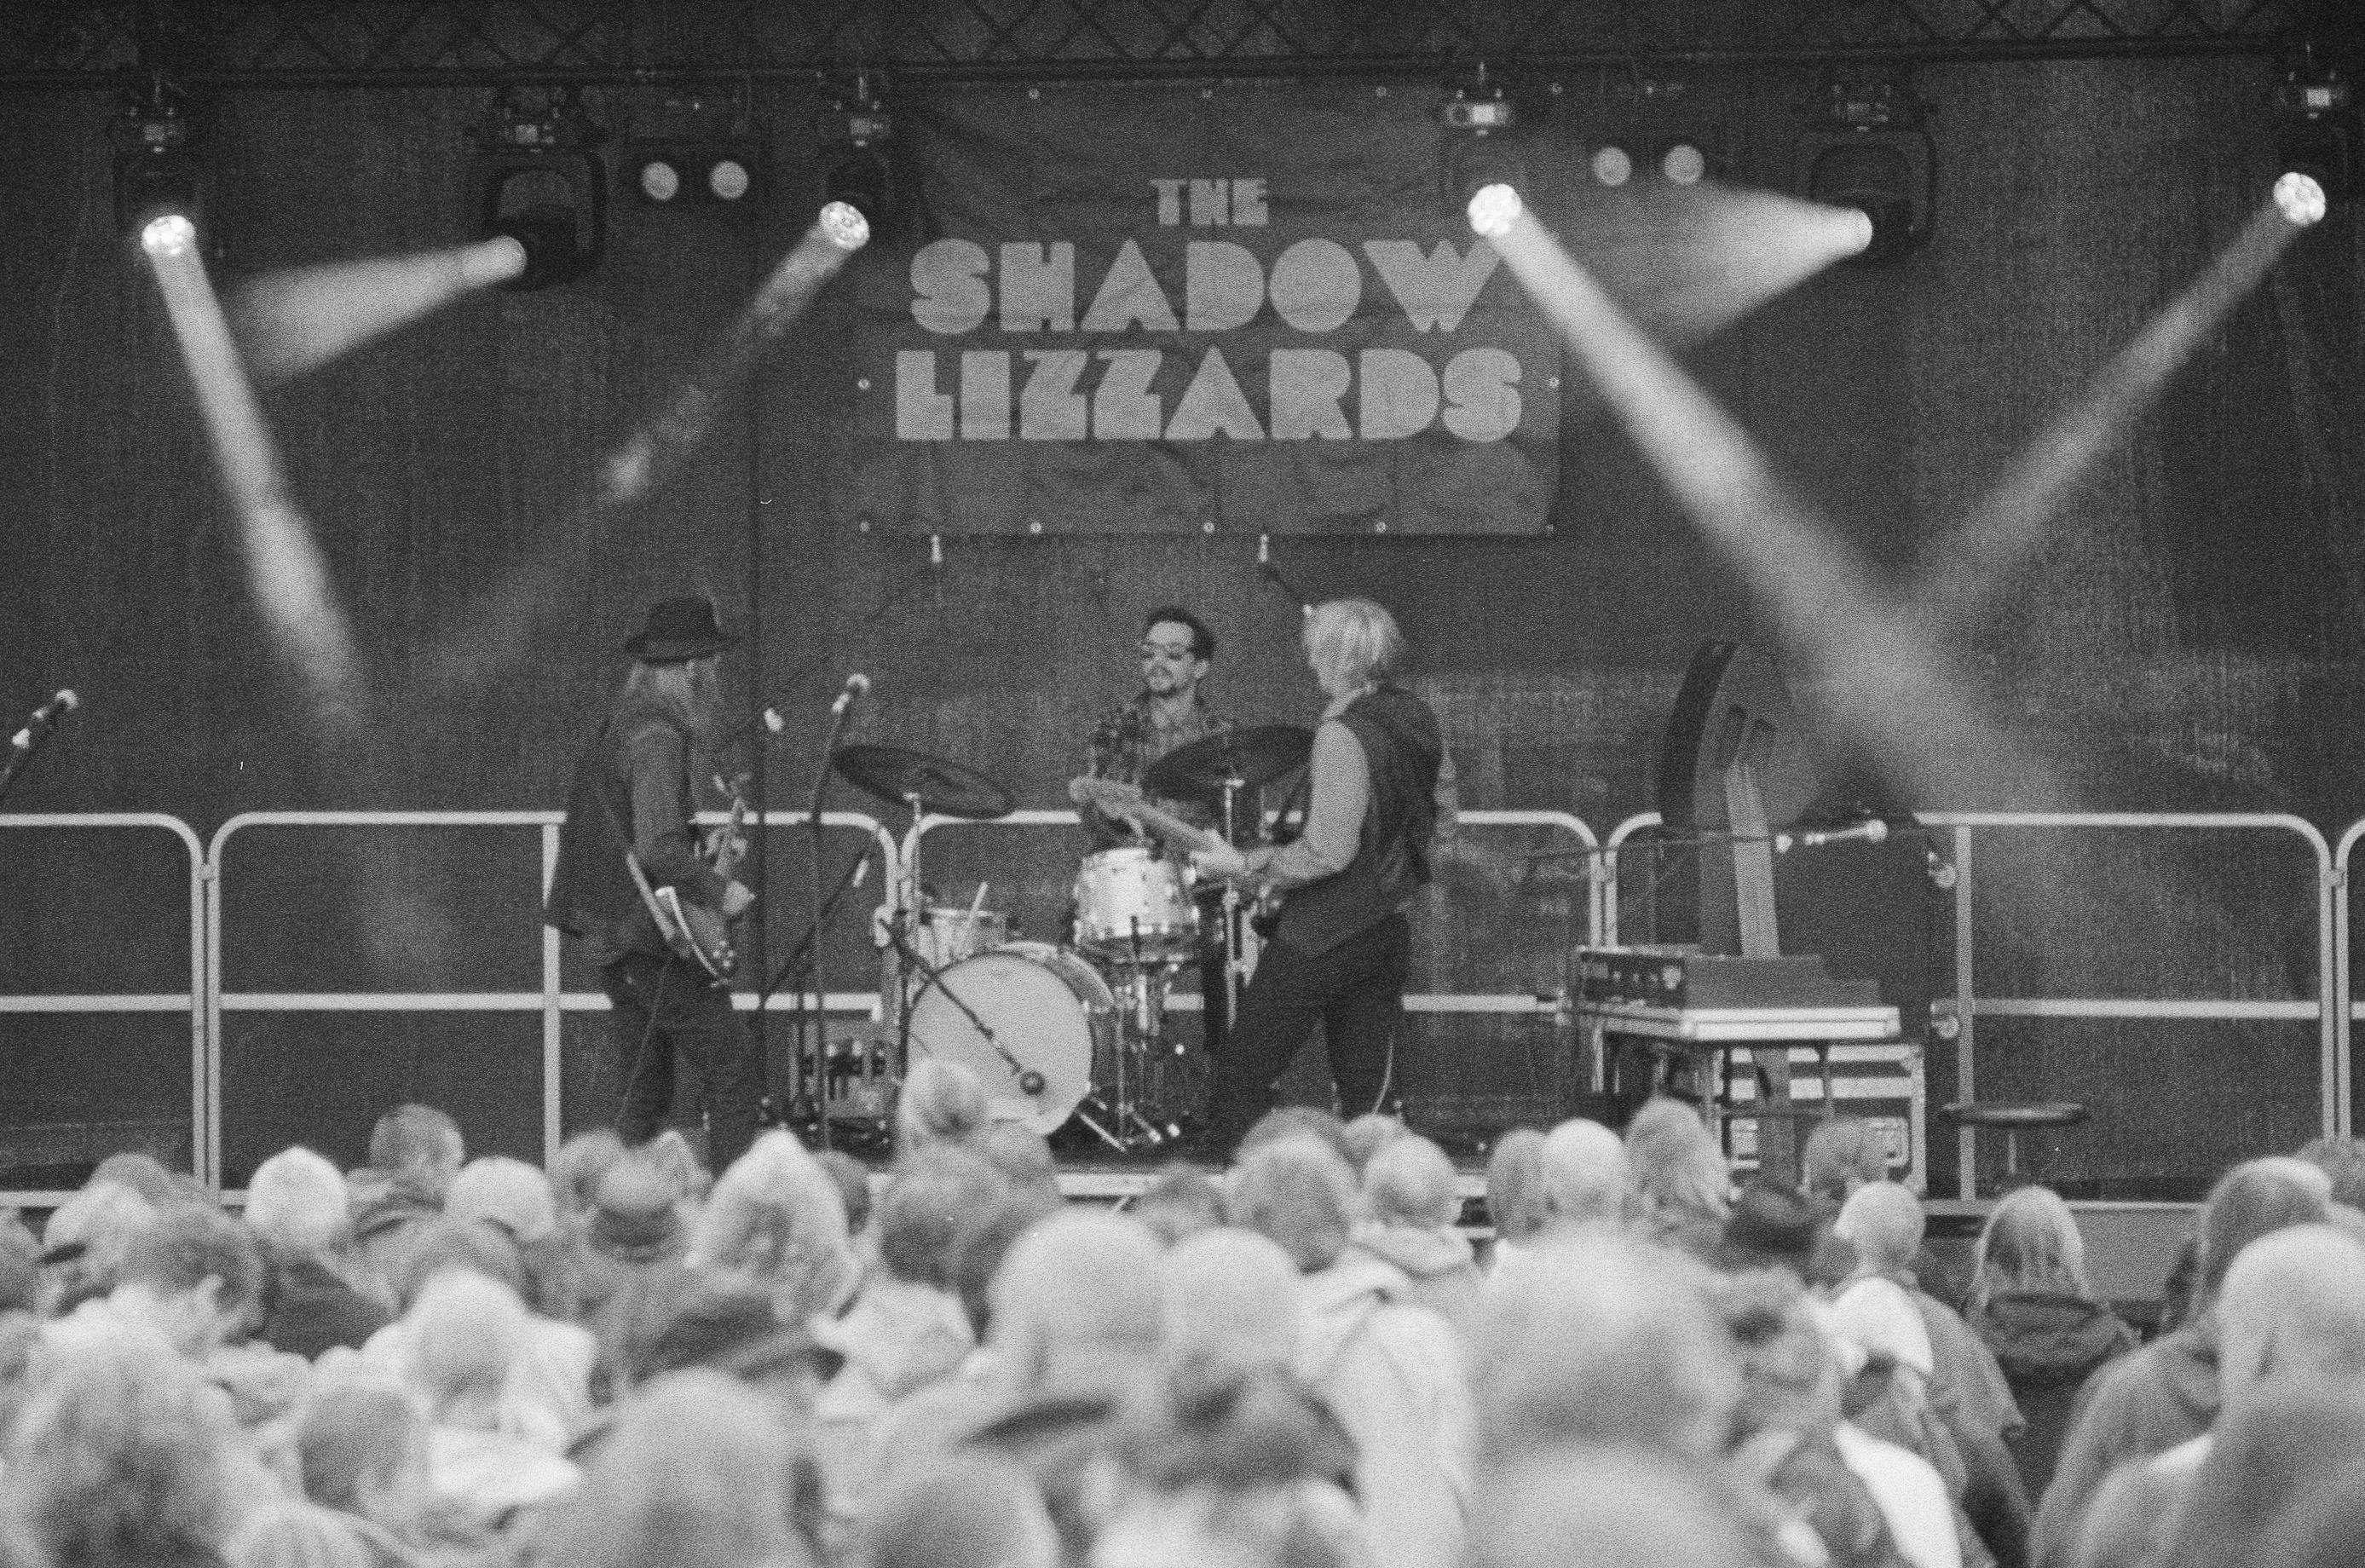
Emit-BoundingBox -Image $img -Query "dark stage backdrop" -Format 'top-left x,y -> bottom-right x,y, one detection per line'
1,61 -> 2360,1192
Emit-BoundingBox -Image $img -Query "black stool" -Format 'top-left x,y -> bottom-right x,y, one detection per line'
1939,1100 -> 2087,1192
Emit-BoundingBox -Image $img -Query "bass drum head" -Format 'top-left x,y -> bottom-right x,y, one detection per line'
906,944 -> 1110,1134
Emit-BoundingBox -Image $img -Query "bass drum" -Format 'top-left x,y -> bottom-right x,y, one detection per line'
905,941 -> 1112,1134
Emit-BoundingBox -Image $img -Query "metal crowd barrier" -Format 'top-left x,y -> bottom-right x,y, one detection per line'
1606,810 -> 2340,1195
207,810 -> 897,1179
0,814 -> 209,1200
908,808 -> 1601,1016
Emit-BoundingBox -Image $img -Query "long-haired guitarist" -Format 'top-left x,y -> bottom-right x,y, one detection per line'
1191,598 -> 1450,1157
545,594 -> 764,1172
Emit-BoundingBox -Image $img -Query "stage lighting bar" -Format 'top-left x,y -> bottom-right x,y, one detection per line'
819,84 -> 897,240
470,87 -> 606,291
1439,66 -> 1531,220
1795,78 -> 1935,264
110,80 -> 210,242
1582,137 -> 1712,188
2272,57 -> 2355,205
626,139 -> 764,210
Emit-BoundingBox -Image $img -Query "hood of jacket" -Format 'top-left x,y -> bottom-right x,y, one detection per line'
1295,1250 -> 1413,1383
811,1277 -> 975,1399
1352,1222 -> 1474,1283
1972,1289 -> 2141,1386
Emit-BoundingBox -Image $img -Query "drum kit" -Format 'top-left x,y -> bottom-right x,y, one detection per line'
825,725 -> 1310,1151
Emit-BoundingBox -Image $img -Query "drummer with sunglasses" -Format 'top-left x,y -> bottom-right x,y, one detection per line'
1067,607 -> 1253,1061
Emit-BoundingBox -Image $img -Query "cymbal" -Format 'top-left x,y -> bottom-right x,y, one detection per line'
832,744 -> 1014,821
1142,723 -> 1312,798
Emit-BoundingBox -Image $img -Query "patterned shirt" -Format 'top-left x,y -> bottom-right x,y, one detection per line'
1082,690 -> 1243,849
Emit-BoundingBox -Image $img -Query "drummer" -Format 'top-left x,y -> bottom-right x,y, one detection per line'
1067,607 -> 1251,1051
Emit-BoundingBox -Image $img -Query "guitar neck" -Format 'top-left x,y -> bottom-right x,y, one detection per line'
1076,780 -> 1223,856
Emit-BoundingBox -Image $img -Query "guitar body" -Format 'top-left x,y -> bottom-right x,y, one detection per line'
627,776 -> 750,987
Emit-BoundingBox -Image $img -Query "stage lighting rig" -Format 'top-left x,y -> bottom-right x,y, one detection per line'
2273,54 -> 2355,207
1794,79 -> 1935,264
1439,63 -> 1533,219
626,140 -> 764,211
470,86 -> 605,291
820,80 -> 897,244
111,75 -> 210,245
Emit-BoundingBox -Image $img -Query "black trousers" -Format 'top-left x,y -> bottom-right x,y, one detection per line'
602,950 -> 765,1173
1208,913 -> 1410,1150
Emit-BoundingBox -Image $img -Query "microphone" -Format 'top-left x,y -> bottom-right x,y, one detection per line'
1774,818 -> 1892,854
12,690 -> 78,752
831,673 -> 870,719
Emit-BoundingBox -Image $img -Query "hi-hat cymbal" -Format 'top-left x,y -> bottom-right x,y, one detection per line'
1141,723 -> 1312,798
832,744 -> 1014,821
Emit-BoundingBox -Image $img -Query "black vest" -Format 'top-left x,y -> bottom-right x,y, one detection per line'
1273,684 -> 1443,955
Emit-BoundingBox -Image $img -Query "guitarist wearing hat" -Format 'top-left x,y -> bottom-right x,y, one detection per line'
545,595 -> 764,1172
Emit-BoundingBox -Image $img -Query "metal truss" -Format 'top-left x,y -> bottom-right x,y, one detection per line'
0,0 -> 2316,88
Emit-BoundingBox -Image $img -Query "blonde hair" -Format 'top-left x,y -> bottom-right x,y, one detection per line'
1623,1099 -> 1731,1226
622,654 -> 720,740
1970,1185 -> 2095,1311
1302,598 -> 1406,695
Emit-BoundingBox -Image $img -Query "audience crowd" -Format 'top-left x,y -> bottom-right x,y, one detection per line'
0,1064 -> 2356,1568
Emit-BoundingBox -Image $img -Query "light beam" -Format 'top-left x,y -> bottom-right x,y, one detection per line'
229,235 -> 528,385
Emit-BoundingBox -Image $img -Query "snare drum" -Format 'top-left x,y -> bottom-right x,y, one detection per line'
910,907 -> 1011,971
905,942 -> 1112,1134
1073,846 -> 1200,962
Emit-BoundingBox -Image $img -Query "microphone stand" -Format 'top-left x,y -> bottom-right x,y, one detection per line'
803,697 -> 857,1139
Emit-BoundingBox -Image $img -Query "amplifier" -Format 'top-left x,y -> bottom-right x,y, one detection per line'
1576,947 -> 1883,1010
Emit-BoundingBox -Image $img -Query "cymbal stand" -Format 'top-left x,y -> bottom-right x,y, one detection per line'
1076,920 -> 1180,1153
1218,771 -> 1252,1020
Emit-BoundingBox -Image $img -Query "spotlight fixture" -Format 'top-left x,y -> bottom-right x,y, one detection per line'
1589,144 -> 1635,187
110,76 -> 209,242
820,81 -> 897,241
1658,140 -> 1709,186
624,139 -> 764,211
2272,55 -> 2355,206
1794,79 -> 1935,264
470,87 -> 605,291
1439,63 -> 1532,217
1466,183 -> 1523,237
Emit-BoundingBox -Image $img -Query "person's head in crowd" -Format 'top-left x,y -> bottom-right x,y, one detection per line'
1157,1228 -> 1304,1375
41,1180 -> 159,1311
1129,1165 -> 1229,1247
410,1270 -> 530,1429
1622,1098 -> 1732,1227
2193,1156 -> 2332,1316
813,1150 -> 874,1238
552,1129 -> 628,1222
245,1146 -> 353,1260
1834,1181 -> 1925,1281
2,1340 -> 235,1568
949,1191 -> 1058,1342
1341,1112 -> 1406,1176
1098,1358 -> 1358,1568
1235,1106 -> 1354,1168
107,1201 -> 268,1357
1970,1184 -> 2096,1309
545,1370 -> 815,1568
641,1129 -> 712,1205
1226,1137 -> 1358,1274
588,1153 -> 688,1267
297,1381 -> 429,1523
876,1144 -> 1012,1292
895,1058 -> 991,1158
606,1264 -> 801,1394
972,1123 -> 1062,1207
446,1156 -> 558,1248
686,1131 -> 858,1323
2212,1223 -> 2365,1410
2151,1383 -> 2365,1568
864,1450 -> 1057,1568
89,1152 -> 181,1207
1803,1116 -> 1891,1205
1539,1117 -> 1628,1231
1485,1127 -> 1551,1247
989,1212 -> 1162,1401
1362,1133 -> 1461,1232
221,1500 -> 372,1568
1710,1268 -> 1843,1439
387,1215 -> 523,1309
1474,1231 -> 1741,1462
366,1104 -> 464,1199
1468,1443 -> 1765,1568
1714,1178 -> 1824,1279
2295,1135 -> 2365,1212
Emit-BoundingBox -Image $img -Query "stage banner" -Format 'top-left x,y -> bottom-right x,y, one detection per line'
822,82 -> 1562,537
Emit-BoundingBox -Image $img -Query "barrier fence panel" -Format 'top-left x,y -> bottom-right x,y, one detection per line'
1607,810 -> 2337,1196
0,814 -> 207,1201
209,810 -> 895,1186
2331,816 -> 2365,1139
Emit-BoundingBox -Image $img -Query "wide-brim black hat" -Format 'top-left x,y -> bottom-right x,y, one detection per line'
625,595 -> 738,662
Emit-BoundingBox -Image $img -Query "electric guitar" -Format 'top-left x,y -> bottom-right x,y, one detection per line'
1071,775 -> 1228,858
626,773 -> 749,984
